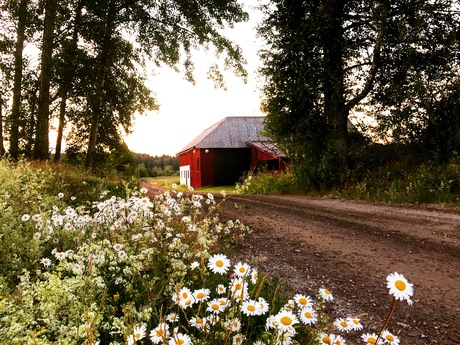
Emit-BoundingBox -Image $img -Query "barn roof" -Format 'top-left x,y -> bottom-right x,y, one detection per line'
246,141 -> 287,158
177,116 -> 268,154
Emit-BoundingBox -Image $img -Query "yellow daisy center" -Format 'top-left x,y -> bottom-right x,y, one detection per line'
304,311 -> 312,318
322,336 -> 331,344
182,292 -> 188,298
299,297 -> 308,305
386,334 -> 395,342
233,321 -> 239,327
368,337 -> 376,344
352,319 -> 359,325
185,299 -> 191,306
395,280 -> 406,291
247,305 -> 256,312
212,303 -> 220,310
235,283 -> 242,290
134,333 -> 141,339
178,340 -> 185,345
196,317 -> 202,324
239,267 -> 246,273
196,292 -> 204,299
156,329 -> 164,337
216,260 -> 224,267
340,321 -> 348,328
324,289 -> 331,295
280,316 -> 292,326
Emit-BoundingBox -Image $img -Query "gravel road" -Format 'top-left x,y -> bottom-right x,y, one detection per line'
218,194 -> 460,344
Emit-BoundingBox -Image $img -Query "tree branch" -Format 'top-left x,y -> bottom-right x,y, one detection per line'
346,2 -> 387,110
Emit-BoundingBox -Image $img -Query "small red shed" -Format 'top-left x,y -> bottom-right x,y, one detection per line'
177,116 -> 287,188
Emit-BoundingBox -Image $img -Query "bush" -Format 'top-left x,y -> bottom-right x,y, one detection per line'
236,171 -> 302,195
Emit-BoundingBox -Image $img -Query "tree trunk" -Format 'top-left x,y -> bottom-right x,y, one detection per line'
85,0 -> 115,171
9,0 -> 28,159
53,88 -> 67,162
321,0 -> 349,187
0,99 -> 5,156
54,0 -> 83,163
34,0 -> 57,160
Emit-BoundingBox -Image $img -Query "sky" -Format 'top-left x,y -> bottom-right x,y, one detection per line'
123,2 -> 265,157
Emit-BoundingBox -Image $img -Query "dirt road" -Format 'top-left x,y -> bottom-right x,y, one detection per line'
218,194 -> 460,344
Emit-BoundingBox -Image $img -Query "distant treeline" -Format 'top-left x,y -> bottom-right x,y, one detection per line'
133,153 -> 179,177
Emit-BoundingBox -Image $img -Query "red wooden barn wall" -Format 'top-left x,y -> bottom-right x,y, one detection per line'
178,148 -> 252,188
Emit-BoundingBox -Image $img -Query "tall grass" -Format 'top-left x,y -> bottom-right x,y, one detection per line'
237,162 -> 460,205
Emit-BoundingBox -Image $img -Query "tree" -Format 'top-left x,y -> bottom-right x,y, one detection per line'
34,0 -> 57,160
53,0 -> 84,162
0,6 -> 15,156
259,0 -> 459,188
9,0 -> 29,159
80,0 -> 248,170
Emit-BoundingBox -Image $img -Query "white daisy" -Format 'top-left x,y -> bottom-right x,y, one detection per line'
216,284 -> 227,295
233,261 -> 251,277
334,317 -> 352,332
207,298 -> 224,314
333,334 -> 346,345
293,293 -> 313,308
21,214 -> 30,221
40,257 -> 52,267
347,317 -> 363,331
207,314 -> 219,325
166,313 -> 178,323
168,332 -> 191,345
274,310 -> 298,331
190,316 -> 208,331
207,254 -> 231,274
113,243 -> 123,251
132,325 -> 146,342
226,318 -> 241,332
241,299 -> 258,316
319,288 -> 334,301
117,250 -> 128,261
229,277 -> 248,301
381,330 -> 400,345
250,268 -> 258,284
55,251 -> 67,260
386,272 -> 414,302
256,297 -> 269,315
72,263 -> 83,275
319,333 -> 337,345
232,333 -> 245,345
361,333 -> 381,345
299,306 -> 317,325
193,288 -> 210,302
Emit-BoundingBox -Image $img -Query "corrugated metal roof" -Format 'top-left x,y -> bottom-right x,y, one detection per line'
177,116 -> 268,154
246,141 -> 287,158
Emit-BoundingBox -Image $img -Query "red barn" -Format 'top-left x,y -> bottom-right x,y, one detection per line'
177,116 -> 288,188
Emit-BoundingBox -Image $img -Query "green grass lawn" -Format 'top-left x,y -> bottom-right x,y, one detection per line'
143,177 -> 236,194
